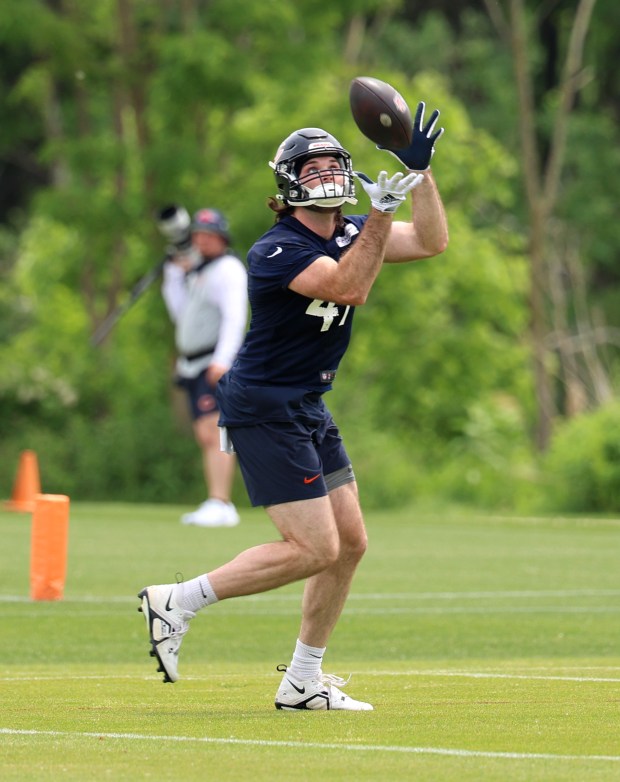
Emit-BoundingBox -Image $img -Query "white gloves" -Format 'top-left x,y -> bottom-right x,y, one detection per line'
354,170 -> 424,213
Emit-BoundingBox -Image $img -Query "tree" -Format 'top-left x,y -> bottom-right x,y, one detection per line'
2,0 -> 617,509
483,0 -> 599,450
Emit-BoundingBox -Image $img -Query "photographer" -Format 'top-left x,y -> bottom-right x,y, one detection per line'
160,207 -> 248,527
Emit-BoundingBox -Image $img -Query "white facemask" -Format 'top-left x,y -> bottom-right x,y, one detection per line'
302,182 -> 357,208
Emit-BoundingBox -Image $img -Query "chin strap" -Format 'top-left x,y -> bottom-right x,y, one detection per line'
304,204 -> 343,214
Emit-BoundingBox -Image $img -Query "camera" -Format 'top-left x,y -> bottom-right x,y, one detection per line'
156,204 -> 193,253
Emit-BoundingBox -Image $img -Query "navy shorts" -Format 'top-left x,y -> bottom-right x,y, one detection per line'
226,415 -> 353,507
176,371 -> 219,421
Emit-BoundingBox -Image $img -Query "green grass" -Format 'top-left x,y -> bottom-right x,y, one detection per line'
1,502 -> 619,781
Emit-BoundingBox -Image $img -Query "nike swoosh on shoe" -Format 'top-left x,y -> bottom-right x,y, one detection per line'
287,678 -> 306,694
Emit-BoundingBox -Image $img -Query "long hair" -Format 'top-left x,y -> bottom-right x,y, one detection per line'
267,197 -> 294,221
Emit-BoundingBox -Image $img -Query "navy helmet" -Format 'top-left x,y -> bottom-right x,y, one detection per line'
269,128 -> 357,208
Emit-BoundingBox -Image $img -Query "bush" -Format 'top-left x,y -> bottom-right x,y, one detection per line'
333,392 -> 542,512
0,398 -> 249,507
542,401 -> 620,513
403,392 -> 539,512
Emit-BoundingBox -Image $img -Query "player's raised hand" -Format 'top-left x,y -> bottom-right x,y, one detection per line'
378,101 -> 444,171
354,170 -> 424,213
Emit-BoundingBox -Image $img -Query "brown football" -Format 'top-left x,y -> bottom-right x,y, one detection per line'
349,76 -> 413,149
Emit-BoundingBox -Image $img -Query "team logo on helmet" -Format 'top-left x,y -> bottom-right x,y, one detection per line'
273,142 -> 286,164
307,142 -> 334,151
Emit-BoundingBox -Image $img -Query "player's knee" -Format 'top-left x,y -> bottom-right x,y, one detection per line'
322,535 -> 341,568
345,527 -> 368,563
354,528 -> 369,560
301,533 -> 340,574
338,523 -> 368,566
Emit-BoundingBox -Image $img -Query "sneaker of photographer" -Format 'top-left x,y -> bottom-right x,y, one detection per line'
138,584 -> 195,683
274,666 -> 373,711
181,498 -> 240,527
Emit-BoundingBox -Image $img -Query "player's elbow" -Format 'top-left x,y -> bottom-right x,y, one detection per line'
351,291 -> 369,306
418,233 -> 449,260
436,233 -> 449,255
430,230 -> 450,256
335,287 -> 369,306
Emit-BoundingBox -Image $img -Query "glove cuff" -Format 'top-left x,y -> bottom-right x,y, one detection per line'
370,196 -> 402,213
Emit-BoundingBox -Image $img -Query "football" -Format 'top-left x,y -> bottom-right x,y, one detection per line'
349,76 -> 413,149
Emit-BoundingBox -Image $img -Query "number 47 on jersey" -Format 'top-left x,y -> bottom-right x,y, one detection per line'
306,299 -> 351,332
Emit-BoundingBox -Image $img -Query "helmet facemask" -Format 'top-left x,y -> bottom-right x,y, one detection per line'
293,156 -> 357,207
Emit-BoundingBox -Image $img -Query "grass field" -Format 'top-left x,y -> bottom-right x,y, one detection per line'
1,501 -> 619,781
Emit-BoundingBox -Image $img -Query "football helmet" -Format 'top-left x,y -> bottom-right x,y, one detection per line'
269,128 -> 357,208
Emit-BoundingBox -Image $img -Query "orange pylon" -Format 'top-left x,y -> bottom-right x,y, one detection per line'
30,493 -> 70,601
4,450 -> 41,512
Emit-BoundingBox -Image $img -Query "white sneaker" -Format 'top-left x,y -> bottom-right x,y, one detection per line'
181,499 -> 240,527
274,666 -> 373,711
137,584 -> 195,683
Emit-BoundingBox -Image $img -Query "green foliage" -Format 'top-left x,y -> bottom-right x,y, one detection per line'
560,110 -> 620,272
419,393 -> 542,512
542,401 -> 620,513
336,208 -> 531,442
0,7 -> 533,510
1,0 -> 619,513
24,407 -> 199,503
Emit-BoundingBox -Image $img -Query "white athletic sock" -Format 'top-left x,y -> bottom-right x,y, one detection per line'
288,639 -> 326,681
177,574 -> 219,613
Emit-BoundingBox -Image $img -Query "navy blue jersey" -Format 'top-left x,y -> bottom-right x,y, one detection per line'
230,213 -> 368,392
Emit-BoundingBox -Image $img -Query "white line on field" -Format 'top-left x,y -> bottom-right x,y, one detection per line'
4,605 -> 620,618
499,665 -> 620,671
0,727 -> 618,763
349,589 -> 620,600
0,674 -> 158,682
207,605 -> 620,617
2,670 -> 620,684
368,670 -> 620,683
1,588 -> 619,603
338,606 -> 620,615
